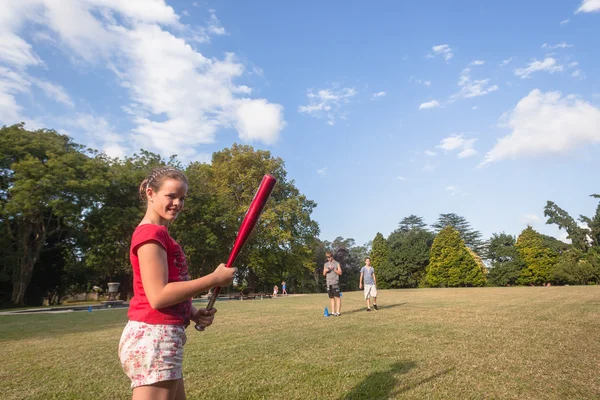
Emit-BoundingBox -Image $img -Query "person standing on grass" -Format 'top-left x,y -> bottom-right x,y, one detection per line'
359,257 -> 378,311
323,251 -> 342,316
118,166 -> 236,400
281,281 -> 287,295
273,285 -> 279,297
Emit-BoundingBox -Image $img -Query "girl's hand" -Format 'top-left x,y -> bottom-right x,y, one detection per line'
191,308 -> 217,327
211,263 -> 237,287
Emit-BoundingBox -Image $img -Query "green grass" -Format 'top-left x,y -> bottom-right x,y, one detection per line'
1,287 -> 599,399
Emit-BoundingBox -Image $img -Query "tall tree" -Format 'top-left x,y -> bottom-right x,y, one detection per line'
398,215 -> 428,232
432,213 -> 485,254
544,201 -> 590,252
486,233 -> 525,286
426,226 -> 486,287
188,144 -> 319,292
1,124 -> 106,304
381,216 -> 434,288
515,227 -> 557,285
370,232 -> 391,282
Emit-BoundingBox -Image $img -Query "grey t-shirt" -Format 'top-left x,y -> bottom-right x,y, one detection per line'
324,260 -> 340,286
361,266 -> 375,285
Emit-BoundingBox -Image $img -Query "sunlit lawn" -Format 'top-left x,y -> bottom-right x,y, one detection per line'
1,286 -> 599,399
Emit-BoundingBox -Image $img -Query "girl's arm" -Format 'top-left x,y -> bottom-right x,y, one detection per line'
139,242 -> 235,309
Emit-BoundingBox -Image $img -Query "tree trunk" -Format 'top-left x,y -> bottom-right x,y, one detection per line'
11,220 -> 45,305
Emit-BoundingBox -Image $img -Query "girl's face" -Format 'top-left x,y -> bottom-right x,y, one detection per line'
148,178 -> 188,223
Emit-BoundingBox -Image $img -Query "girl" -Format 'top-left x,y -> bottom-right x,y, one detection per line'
118,166 -> 236,400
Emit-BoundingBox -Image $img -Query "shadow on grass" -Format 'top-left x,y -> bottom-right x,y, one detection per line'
339,361 -> 416,400
341,302 -> 407,316
341,362 -> 455,400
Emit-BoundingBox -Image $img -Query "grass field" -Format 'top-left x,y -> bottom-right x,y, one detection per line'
1,287 -> 599,399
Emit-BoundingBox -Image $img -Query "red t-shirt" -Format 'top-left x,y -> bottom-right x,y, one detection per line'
128,224 -> 192,326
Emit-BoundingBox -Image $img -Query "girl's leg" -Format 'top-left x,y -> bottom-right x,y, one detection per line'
132,378 -> 182,400
175,378 -> 186,400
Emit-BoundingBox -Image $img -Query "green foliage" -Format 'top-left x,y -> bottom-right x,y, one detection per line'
515,227 -> 558,285
370,232 -> 391,286
173,144 -> 320,293
1,124 -> 107,304
544,201 -> 590,252
380,216 -> 434,288
426,226 -> 486,287
552,248 -> 600,285
486,233 -> 526,286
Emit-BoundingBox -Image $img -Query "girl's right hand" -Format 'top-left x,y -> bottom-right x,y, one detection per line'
211,263 -> 237,287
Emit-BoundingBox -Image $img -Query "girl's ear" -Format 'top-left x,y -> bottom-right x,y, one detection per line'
146,186 -> 154,202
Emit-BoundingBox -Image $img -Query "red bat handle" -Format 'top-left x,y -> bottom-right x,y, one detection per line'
195,174 -> 277,331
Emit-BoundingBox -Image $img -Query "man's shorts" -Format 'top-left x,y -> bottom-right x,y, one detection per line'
363,284 -> 377,299
327,284 -> 340,298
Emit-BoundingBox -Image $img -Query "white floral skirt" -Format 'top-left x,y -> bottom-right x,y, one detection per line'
118,320 -> 187,389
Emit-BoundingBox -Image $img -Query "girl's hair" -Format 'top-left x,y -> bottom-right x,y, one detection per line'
139,166 -> 188,201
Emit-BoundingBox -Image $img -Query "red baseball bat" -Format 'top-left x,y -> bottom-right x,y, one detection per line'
195,174 -> 277,331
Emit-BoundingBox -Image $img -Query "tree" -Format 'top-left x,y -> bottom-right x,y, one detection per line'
398,214 -> 428,232
544,201 -> 590,252
486,233 -> 525,286
380,216 -> 434,288
370,232 -> 391,285
181,144 -> 319,293
552,249 -> 599,285
515,227 -> 557,285
1,124 -> 107,305
432,213 -> 485,254
426,226 -> 486,287
82,151 -> 166,282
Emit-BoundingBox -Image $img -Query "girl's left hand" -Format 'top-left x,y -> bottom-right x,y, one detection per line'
191,308 -> 217,327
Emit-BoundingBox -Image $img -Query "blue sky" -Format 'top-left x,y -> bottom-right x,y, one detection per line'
1,0 -> 599,246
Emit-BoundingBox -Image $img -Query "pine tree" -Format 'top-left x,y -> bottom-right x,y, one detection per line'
515,226 -> 557,285
426,226 -> 486,287
370,232 -> 390,282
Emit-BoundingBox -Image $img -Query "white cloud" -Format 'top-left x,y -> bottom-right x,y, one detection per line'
458,148 -> 477,158
471,60 -> 485,66
560,19 -> 570,24
445,185 -> 460,195
500,57 -> 513,66
542,42 -> 573,49
576,0 -> 600,13
480,89 -> 600,166
235,99 -> 286,145
410,77 -> 431,87
0,66 -> 32,122
0,1 -> 285,160
372,91 -> 386,99
438,134 -> 478,158
395,176 -> 406,181
419,100 -> 440,110
572,70 -> 585,79
425,150 -> 437,156
317,167 -> 327,176
54,113 -> 127,158
514,58 -> 564,79
428,44 -> 453,62
472,106 -> 479,110
29,78 -> 74,107
298,87 -> 356,125
450,68 -> 498,101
